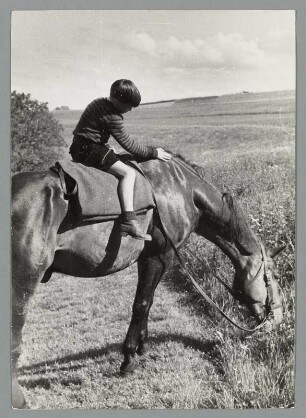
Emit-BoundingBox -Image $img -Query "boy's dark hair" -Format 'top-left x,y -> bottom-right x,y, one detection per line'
110,79 -> 141,107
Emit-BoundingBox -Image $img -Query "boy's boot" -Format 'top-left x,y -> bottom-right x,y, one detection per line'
120,211 -> 152,241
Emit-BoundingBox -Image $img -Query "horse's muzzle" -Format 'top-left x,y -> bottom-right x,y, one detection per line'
269,306 -> 283,327
250,302 -> 283,332
250,302 -> 265,322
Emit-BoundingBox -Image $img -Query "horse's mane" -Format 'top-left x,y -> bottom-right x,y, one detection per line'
169,152 -> 204,180
169,152 -> 255,255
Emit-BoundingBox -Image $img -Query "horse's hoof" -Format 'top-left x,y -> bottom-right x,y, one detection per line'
12,401 -> 28,409
12,376 -> 28,409
120,359 -> 137,375
12,392 -> 28,409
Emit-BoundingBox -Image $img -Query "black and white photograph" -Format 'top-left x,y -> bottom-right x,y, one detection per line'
10,9 -> 295,410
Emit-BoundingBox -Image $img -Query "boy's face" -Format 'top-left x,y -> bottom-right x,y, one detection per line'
109,97 -> 133,114
117,102 -> 133,114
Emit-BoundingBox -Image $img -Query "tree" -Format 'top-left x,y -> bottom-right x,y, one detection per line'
11,91 -> 66,173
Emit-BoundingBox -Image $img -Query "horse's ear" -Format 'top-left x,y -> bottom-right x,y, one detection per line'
268,245 -> 286,259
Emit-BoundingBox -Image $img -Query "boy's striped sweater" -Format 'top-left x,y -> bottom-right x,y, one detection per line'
73,97 -> 157,159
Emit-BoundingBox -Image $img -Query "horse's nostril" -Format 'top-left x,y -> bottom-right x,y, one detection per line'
257,311 -> 265,322
249,303 -> 266,322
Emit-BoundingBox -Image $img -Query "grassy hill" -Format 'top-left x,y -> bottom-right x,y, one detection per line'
19,90 -> 295,409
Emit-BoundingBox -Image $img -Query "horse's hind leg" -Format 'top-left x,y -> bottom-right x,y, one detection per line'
11,278 -> 37,409
11,174 -> 67,408
120,250 -> 173,374
11,242 -> 58,409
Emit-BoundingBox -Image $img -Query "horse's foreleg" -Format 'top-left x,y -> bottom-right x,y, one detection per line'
136,304 -> 151,356
120,250 -> 173,374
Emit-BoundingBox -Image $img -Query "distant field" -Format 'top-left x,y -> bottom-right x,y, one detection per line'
54,90 -> 295,164
20,90 -> 295,409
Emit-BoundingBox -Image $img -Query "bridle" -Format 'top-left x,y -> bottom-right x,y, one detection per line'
244,243 -> 282,315
250,243 -> 282,318
172,242 -> 277,333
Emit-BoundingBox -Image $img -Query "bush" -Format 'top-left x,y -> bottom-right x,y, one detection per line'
11,91 -> 66,173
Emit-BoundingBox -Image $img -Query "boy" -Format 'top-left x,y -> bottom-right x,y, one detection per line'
69,79 -> 171,240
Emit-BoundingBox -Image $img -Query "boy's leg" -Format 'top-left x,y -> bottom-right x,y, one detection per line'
107,161 -> 135,212
107,161 -> 152,241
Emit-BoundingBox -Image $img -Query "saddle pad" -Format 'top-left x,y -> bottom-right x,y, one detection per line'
54,159 -> 155,221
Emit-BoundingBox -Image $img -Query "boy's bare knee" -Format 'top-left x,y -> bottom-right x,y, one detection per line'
117,165 -> 136,180
126,167 -> 136,180
107,161 -> 136,180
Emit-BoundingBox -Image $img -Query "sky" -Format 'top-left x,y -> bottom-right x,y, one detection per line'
11,10 -> 296,110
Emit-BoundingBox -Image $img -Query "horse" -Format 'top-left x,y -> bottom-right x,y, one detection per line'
11,154 -> 285,408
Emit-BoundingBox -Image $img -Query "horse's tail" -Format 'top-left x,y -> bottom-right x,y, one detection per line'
222,192 -> 260,255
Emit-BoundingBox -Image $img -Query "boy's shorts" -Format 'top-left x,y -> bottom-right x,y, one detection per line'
69,141 -> 119,171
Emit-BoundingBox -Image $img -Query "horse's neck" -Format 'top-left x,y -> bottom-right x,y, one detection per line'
193,178 -> 261,269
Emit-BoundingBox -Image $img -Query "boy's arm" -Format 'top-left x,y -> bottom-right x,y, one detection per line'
105,114 -> 158,159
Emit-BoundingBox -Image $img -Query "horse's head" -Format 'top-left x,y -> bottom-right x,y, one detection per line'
236,244 -> 285,331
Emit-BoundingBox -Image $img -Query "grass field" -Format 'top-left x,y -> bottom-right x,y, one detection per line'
18,90 -> 295,409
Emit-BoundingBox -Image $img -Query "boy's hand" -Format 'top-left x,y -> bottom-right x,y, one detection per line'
156,148 -> 172,161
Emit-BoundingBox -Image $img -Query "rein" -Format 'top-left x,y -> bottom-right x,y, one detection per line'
170,241 -> 270,333
183,246 -> 242,300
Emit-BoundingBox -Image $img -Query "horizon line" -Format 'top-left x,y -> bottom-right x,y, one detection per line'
52,88 -> 295,111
